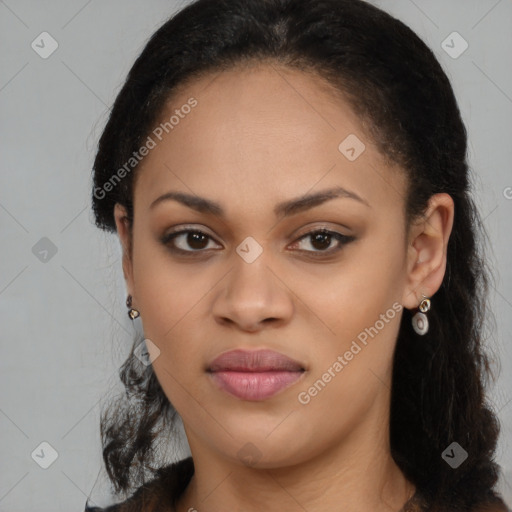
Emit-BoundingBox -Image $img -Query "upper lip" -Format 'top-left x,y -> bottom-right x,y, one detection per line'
208,349 -> 305,372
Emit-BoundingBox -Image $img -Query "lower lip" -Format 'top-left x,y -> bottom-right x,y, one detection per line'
208,370 -> 304,401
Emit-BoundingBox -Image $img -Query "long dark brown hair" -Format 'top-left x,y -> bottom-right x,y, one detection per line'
90,0 -> 508,509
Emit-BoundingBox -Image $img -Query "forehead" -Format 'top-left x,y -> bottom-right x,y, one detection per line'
133,63 -> 406,218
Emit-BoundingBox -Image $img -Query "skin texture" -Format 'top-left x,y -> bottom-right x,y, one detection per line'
114,63 -> 454,512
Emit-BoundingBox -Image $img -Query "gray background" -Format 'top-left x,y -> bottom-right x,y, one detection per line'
0,0 -> 511,510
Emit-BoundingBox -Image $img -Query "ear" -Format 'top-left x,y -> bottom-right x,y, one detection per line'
401,193 -> 455,310
113,203 -> 135,296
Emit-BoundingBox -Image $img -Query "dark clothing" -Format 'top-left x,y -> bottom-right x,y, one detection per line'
84,456 -> 194,512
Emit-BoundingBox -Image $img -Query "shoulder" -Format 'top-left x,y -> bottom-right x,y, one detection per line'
85,456 -> 194,512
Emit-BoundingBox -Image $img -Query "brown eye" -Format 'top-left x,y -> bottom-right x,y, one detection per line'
161,229 -> 220,254
289,229 -> 355,256
182,231 -> 210,250
160,226 -> 355,258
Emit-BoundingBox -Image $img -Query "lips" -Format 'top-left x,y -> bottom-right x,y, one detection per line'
207,349 -> 305,372
207,349 -> 306,401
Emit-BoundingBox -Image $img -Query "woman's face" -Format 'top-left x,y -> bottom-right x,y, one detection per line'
114,63 -> 448,469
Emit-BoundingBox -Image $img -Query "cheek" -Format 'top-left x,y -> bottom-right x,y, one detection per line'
302,231 -> 405,341
132,232 -> 206,331
143,313 -> 206,417
301,227 -> 406,390
130,237 -> 210,393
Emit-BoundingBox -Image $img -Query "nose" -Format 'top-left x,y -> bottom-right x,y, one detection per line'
211,255 -> 294,333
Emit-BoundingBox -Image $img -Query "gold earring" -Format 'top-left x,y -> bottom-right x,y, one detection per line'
126,294 -> 140,320
412,294 -> 430,335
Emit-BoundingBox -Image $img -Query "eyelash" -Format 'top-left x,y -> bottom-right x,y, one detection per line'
160,226 -> 355,258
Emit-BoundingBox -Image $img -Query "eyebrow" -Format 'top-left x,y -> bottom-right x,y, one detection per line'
149,185 -> 370,219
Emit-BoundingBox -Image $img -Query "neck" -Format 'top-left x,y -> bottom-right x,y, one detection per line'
175,399 -> 415,512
